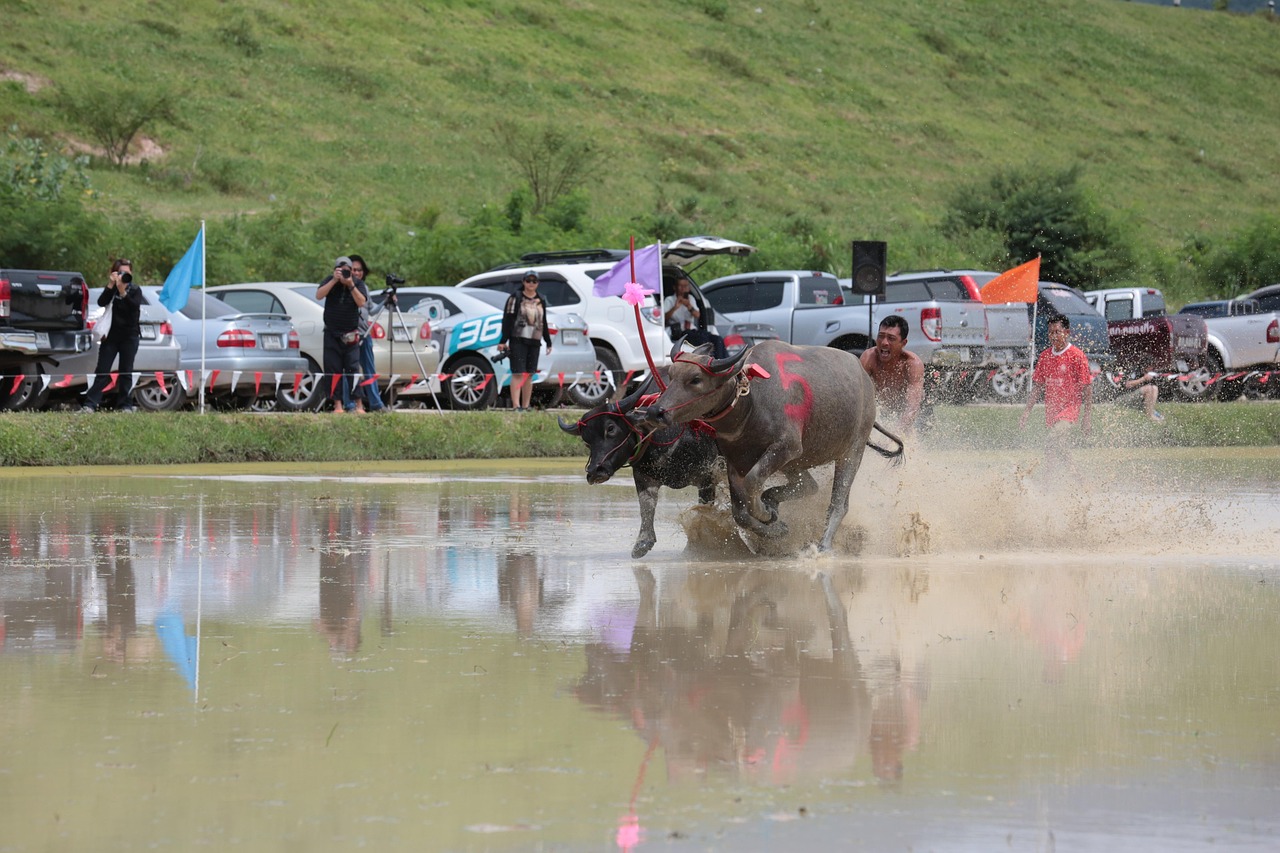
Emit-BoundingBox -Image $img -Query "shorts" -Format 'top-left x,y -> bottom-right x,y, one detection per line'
508,337 -> 541,375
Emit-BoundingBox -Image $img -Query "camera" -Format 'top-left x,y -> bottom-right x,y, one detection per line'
492,351 -> 509,363
385,273 -> 405,286
120,272 -> 133,285
337,265 -> 352,278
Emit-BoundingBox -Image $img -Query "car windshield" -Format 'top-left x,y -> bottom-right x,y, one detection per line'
1041,286 -> 1095,316
290,285 -> 323,304
1178,303 -> 1227,318
461,289 -> 509,310
177,292 -> 238,321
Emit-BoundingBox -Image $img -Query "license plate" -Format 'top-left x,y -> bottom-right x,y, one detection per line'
561,330 -> 582,346
140,325 -> 157,341
393,327 -> 412,343
261,334 -> 283,350
35,332 -> 50,349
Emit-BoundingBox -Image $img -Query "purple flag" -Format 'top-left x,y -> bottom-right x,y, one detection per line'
592,242 -> 663,298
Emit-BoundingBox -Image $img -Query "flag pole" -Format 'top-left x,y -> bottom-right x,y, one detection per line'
627,236 -> 665,391
198,220 -> 207,414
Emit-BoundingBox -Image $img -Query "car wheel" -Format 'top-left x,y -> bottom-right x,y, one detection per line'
0,366 -> 52,411
1176,351 -> 1222,402
568,345 -> 622,407
444,354 -> 497,410
989,366 -> 1027,401
133,379 -> 189,412
275,361 -> 327,412
530,385 -> 565,410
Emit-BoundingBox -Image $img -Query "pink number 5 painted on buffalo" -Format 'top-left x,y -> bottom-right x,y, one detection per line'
774,352 -> 813,430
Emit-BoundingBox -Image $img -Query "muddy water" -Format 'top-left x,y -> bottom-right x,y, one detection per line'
0,448 -> 1277,851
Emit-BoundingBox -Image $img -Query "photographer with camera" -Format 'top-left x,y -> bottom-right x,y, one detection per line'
348,255 -> 387,413
316,255 -> 369,414
497,271 -> 552,412
82,257 -> 144,413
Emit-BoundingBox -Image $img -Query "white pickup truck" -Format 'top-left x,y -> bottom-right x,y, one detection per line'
1175,289 -> 1280,400
699,269 -> 996,369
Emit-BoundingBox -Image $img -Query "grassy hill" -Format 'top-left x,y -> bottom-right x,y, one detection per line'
2,0 -> 1278,295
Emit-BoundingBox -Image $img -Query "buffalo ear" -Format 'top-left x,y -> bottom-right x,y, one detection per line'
708,347 -> 750,375
557,415 -> 582,436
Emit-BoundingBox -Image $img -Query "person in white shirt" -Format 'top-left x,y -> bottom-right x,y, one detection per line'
663,274 -> 726,358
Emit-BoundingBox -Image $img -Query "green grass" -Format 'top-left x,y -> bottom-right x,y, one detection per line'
0,402 -> 1275,468
2,0 -> 1279,284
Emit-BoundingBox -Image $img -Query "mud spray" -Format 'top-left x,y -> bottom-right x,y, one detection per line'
678,425 -> 1275,561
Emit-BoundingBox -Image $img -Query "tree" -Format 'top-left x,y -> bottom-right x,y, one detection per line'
56,79 -> 184,166
944,164 -> 1137,288
492,121 -> 602,215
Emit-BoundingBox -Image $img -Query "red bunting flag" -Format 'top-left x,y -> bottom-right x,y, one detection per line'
103,373 -> 119,393
156,372 -> 167,393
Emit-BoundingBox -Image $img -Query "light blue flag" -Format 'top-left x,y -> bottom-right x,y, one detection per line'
159,227 -> 205,312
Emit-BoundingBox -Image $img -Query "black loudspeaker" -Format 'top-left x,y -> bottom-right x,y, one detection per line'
850,240 -> 887,297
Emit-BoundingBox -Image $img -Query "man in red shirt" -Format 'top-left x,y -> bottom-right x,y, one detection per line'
1019,314 -> 1093,466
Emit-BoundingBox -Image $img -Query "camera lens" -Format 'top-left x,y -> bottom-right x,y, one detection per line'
120,272 -> 132,284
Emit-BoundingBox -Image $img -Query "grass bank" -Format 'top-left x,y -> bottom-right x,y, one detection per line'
0,402 -> 1276,468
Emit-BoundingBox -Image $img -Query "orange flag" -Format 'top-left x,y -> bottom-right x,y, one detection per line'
981,257 -> 1041,304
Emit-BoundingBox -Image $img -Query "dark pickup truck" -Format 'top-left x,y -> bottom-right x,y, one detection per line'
1083,287 -> 1209,398
1083,287 -> 1207,370
0,269 -> 94,406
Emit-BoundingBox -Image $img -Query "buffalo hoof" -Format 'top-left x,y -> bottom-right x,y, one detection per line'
631,537 -> 656,558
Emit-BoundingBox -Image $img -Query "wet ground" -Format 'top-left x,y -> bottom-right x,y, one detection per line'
1,446 -> 1277,851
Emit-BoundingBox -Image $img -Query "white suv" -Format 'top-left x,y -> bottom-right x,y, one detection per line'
457,236 -> 754,406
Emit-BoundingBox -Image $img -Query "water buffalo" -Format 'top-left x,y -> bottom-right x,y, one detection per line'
559,375 -> 720,558
631,341 -> 901,553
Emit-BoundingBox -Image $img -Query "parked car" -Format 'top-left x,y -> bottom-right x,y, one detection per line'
398,286 -> 595,410
206,282 -> 441,410
700,268 -> 989,365
129,287 -> 308,411
32,289 -> 183,410
1177,300 -> 1231,319
0,268 -> 93,410
1082,287 -> 1208,400
456,236 -> 756,407
1174,295 -> 1280,400
1241,283 -> 1280,312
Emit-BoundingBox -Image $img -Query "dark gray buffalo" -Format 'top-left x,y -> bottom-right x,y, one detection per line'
631,341 -> 902,552
559,376 -> 720,558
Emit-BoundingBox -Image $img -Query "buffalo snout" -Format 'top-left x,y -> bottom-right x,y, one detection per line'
627,404 -> 668,431
585,461 -> 616,485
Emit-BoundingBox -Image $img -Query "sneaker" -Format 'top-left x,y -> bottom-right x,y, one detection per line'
1151,411 -> 1165,422
119,406 -> 137,413
79,405 -> 96,413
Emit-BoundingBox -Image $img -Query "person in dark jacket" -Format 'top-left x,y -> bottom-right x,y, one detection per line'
82,257 -> 144,412
317,255 -> 369,414
497,271 -> 553,412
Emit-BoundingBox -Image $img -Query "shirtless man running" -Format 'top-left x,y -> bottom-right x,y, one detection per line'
860,315 -> 926,431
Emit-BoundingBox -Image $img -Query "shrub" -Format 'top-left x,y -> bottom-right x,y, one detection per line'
943,164 -> 1139,289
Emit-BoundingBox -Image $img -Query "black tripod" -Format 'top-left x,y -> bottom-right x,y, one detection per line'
378,276 -> 442,411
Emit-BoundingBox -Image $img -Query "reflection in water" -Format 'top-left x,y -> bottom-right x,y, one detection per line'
317,503 -> 365,657
0,452 -> 1277,852
576,565 -> 928,791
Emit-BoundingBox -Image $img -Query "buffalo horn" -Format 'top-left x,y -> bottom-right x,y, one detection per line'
557,415 -> 582,435
708,347 -> 750,376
